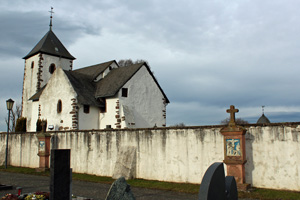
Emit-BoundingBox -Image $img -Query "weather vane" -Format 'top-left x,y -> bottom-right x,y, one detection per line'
49,7 -> 54,30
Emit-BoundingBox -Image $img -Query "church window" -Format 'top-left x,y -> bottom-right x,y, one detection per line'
49,63 -> 56,74
57,100 -> 62,113
122,88 -> 128,97
31,61 -> 34,69
100,99 -> 106,113
84,105 -> 90,114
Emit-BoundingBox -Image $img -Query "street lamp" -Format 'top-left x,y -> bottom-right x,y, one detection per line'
5,98 -> 14,169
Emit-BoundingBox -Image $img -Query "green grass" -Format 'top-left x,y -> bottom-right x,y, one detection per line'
1,166 -> 300,199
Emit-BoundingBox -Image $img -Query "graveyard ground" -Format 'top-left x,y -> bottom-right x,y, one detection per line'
0,166 -> 300,200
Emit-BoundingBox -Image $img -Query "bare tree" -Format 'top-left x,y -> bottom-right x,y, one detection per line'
170,122 -> 186,127
118,59 -> 148,67
220,117 -> 249,125
5,103 -> 22,132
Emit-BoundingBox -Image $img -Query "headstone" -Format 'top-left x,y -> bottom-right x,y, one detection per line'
198,162 -> 238,200
112,146 -> 136,180
225,176 -> 238,200
105,177 -> 135,200
50,149 -> 71,200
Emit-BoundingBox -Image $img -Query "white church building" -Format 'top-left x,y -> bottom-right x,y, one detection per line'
21,26 -> 169,132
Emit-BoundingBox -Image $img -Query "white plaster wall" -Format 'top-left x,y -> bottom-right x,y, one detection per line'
119,65 -> 166,128
39,68 -> 77,131
22,54 -> 72,131
0,133 -> 39,168
2,124 -> 300,191
99,98 -> 119,129
78,106 -> 99,130
22,55 -> 40,131
40,54 -> 72,89
28,101 -> 39,132
245,125 -> 300,191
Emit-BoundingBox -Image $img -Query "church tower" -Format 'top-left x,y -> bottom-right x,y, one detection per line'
22,8 -> 75,130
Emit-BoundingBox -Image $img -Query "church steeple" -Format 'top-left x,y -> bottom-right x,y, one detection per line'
257,106 -> 271,124
23,8 -> 75,60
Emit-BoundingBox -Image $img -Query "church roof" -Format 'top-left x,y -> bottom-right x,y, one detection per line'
74,60 -> 115,80
29,61 -> 169,106
257,114 -> 271,124
64,71 -> 103,107
23,30 -> 75,60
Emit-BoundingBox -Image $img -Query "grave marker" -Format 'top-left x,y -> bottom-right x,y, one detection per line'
198,162 -> 237,200
50,149 -> 71,200
105,177 -> 135,200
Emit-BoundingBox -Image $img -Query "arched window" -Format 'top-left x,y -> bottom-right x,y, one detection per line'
49,63 -> 56,74
57,100 -> 62,113
31,61 -> 34,69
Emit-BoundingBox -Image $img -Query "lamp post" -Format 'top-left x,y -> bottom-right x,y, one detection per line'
5,98 -> 14,169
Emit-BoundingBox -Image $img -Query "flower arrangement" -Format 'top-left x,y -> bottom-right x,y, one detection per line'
1,194 -> 18,200
24,192 -> 49,200
1,192 -> 49,200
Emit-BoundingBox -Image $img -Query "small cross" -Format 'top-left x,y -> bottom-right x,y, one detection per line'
226,105 -> 239,126
49,7 -> 54,30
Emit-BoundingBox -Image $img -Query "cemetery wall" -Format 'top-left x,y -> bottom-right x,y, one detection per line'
0,122 -> 299,191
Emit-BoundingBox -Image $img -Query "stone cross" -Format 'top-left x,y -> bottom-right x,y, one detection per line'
226,105 -> 239,126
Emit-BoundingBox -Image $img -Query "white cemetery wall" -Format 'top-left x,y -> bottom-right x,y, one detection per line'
245,124 -> 300,191
0,123 -> 299,191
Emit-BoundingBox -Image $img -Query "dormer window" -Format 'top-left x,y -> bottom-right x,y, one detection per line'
49,63 -> 56,74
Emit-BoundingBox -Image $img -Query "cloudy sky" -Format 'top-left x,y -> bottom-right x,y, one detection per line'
1,0 -> 300,131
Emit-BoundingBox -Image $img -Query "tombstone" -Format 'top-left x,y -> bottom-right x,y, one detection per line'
50,149 -> 71,200
112,146 -> 136,180
198,162 -> 237,200
105,177 -> 136,200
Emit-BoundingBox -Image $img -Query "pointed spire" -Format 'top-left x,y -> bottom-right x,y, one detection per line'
49,7 -> 54,30
262,105 -> 265,114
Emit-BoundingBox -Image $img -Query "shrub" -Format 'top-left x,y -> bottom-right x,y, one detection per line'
36,119 -> 47,132
15,117 -> 27,132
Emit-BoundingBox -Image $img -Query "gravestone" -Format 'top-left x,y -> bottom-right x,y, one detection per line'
112,146 -> 136,180
198,162 -> 237,200
105,177 -> 135,200
50,149 -> 71,200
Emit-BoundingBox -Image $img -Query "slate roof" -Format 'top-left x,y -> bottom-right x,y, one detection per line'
29,61 -> 169,106
23,30 -> 75,60
257,114 -> 271,124
64,71 -> 104,107
74,60 -> 115,80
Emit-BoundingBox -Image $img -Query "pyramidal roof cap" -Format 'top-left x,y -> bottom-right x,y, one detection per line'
257,113 -> 271,124
23,29 -> 75,60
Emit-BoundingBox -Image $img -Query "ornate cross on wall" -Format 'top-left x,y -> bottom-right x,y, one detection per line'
226,105 -> 239,126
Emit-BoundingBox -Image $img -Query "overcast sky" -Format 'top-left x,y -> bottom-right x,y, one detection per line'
1,0 -> 300,131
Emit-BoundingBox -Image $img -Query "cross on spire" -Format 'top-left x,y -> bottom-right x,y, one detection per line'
262,105 -> 265,114
49,7 -> 54,30
226,105 -> 239,126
